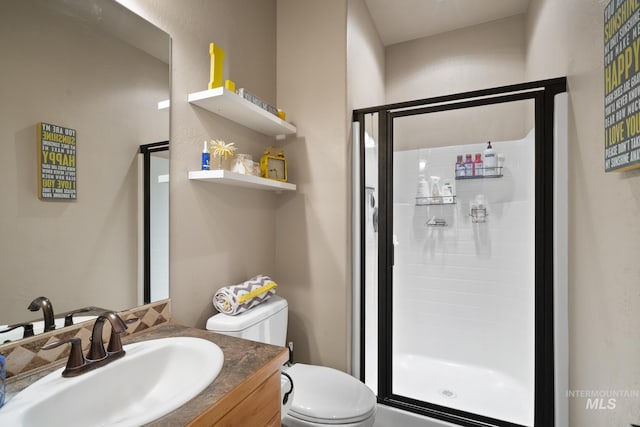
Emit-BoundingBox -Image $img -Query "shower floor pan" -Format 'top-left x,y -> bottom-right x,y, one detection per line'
393,353 -> 533,426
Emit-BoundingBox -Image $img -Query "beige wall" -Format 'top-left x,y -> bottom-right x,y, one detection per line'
386,15 -> 526,103
276,0 -> 350,370
122,0 -> 352,371
346,0 -> 385,376
0,0 -> 168,325
386,15 -> 529,148
347,0 -> 386,111
526,1 -> 640,425
120,0 -> 281,330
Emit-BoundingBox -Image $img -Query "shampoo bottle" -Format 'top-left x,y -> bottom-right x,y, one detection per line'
201,140 -> 210,170
473,153 -> 483,176
417,175 -> 428,198
464,154 -> 473,177
442,180 -> 454,204
483,141 -> 496,176
455,155 -> 465,178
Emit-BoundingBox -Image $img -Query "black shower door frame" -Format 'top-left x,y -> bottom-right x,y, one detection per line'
139,141 -> 169,305
353,77 -> 567,427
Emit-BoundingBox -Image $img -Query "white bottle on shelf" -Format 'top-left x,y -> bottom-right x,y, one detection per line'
417,175 -> 428,196
483,141 -> 497,176
442,180 -> 454,204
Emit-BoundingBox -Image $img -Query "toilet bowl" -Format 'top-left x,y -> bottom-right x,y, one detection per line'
205,296 -> 376,426
282,363 -> 375,427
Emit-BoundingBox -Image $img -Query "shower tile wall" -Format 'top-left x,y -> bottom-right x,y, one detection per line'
391,131 -> 535,389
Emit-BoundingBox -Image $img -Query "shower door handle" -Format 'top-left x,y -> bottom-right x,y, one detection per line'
391,234 -> 398,266
372,208 -> 378,232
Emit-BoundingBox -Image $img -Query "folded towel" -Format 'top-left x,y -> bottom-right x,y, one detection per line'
213,275 -> 277,315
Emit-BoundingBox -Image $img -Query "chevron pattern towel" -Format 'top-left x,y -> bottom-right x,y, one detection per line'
213,275 -> 278,315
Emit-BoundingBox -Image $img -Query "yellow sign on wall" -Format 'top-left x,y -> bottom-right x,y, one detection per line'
37,122 -> 77,200
604,0 -> 640,172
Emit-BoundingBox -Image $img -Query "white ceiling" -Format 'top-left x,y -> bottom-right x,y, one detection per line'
364,0 -> 531,46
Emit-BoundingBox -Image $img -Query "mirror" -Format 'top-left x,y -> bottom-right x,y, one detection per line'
0,0 -> 170,337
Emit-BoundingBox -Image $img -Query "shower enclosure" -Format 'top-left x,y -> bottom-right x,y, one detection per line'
352,79 -> 567,427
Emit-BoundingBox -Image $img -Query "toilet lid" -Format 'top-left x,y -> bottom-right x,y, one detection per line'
285,364 -> 376,424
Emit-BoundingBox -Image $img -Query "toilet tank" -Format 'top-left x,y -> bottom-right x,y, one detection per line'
205,295 -> 288,346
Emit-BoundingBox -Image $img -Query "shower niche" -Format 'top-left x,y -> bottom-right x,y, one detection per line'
354,79 -> 567,427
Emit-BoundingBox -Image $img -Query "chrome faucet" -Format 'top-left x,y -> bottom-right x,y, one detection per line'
42,311 -> 128,378
27,296 -> 55,332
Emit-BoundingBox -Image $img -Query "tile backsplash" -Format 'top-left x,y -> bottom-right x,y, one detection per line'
0,300 -> 171,379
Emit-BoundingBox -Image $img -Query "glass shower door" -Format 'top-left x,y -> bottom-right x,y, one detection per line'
358,80 -> 564,427
390,99 -> 535,426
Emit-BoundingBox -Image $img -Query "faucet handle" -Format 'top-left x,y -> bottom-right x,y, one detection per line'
0,322 -> 35,340
63,307 -> 93,327
106,316 -> 136,353
106,331 -> 123,353
106,326 -> 127,354
42,338 -> 86,377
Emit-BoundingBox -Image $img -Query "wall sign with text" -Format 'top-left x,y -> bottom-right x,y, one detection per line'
604,0 -> 640,172
37,122 -> 77,200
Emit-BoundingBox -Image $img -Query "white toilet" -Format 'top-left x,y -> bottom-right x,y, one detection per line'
206,295 -> 377,427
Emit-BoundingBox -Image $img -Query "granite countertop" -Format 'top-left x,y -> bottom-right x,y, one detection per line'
5,322 -> 289,426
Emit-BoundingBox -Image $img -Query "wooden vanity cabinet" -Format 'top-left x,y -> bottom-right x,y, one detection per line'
188,348 -> 288,427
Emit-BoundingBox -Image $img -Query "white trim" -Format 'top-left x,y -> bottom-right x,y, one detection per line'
136,153 -> 145,306
351,121 -> 361,379
554,92 -> 569,427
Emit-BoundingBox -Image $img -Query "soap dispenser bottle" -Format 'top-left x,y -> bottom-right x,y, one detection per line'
483,141 -> 496,176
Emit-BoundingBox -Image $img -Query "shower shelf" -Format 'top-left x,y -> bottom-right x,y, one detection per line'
416,196 -> 456,206
455,166 -> 503,180
426,217 -> 447,227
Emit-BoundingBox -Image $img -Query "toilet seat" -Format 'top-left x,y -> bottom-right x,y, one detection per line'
284,364 -> 376,425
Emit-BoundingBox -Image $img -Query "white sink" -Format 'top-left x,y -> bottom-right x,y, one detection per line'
0,337 -> 224,426
0,316 -> 98,343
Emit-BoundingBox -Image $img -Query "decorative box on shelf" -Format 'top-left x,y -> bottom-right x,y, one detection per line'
187,87 -> 296,137
237,88 -> 278,117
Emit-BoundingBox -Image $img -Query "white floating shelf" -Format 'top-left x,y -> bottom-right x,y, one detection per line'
188,169 -> 296,192
187,87 -> 297,137
157,99 -> 170,110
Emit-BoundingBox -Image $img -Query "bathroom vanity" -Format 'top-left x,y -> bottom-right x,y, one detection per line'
4,323 -> 289,426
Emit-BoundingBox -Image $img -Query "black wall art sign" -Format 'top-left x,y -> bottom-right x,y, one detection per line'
37,122 -> 77,200
604,0 -> 640,172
